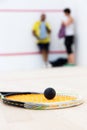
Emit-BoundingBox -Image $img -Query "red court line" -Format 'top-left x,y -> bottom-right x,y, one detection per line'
0,51 -> 66,57
0,9 -> 62,13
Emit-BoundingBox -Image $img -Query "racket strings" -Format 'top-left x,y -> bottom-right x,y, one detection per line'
6,94 -> 77,103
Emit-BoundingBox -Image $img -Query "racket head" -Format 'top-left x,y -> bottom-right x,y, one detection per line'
1,92 -> 84,110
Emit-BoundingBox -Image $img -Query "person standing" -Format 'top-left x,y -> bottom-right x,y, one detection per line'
32,14 -> 52,68
62,8 -> 75,65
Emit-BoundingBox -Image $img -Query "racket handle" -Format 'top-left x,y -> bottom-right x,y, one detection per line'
0,92 -> 39,95
0,92 -> 19,98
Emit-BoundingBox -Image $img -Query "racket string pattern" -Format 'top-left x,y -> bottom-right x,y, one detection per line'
1,93 -> 84,110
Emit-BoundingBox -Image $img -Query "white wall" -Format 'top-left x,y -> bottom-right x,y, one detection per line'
0,0 -> 77,71
76,0 -> 87,65
0,0 -> 76,9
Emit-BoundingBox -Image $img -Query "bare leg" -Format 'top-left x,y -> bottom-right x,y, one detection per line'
41,50 -> 48,63
41,50 -> 52,68
68,53 -> 75,64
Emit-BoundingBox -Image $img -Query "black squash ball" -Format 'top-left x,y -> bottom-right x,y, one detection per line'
44,88 -> 56,100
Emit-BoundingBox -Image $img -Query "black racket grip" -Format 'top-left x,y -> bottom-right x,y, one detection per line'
0,92 -> 39,95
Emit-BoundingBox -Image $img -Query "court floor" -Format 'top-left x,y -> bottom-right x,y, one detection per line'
0,67 -> 87,130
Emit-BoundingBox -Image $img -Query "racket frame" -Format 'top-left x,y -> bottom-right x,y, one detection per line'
0,92 -> 84,110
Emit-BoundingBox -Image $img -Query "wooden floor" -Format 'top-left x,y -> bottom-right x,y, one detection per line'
0,67 -> 87,130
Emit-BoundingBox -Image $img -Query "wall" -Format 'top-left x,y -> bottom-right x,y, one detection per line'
0,0 -> 77,71
76,0 -> 87,65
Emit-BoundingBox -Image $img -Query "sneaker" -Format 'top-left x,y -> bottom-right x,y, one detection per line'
46,62 -> 52,68
64,63 -> 76,67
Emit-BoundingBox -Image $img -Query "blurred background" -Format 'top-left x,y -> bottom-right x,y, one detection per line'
0,0 -> 87,71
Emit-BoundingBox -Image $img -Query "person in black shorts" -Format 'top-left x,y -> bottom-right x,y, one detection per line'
62,8 -> 75,65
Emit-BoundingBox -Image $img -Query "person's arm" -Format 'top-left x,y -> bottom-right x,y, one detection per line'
32,30 -> 40,39
32,30 -> 37,37
32,22 -> 40,39
62,17 -> 74,27
46,23 -> 51,34
46,27 -> 51,34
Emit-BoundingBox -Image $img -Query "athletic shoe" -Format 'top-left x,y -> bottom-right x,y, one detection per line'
46,62 -> 52,68
64,63 -> 76,67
